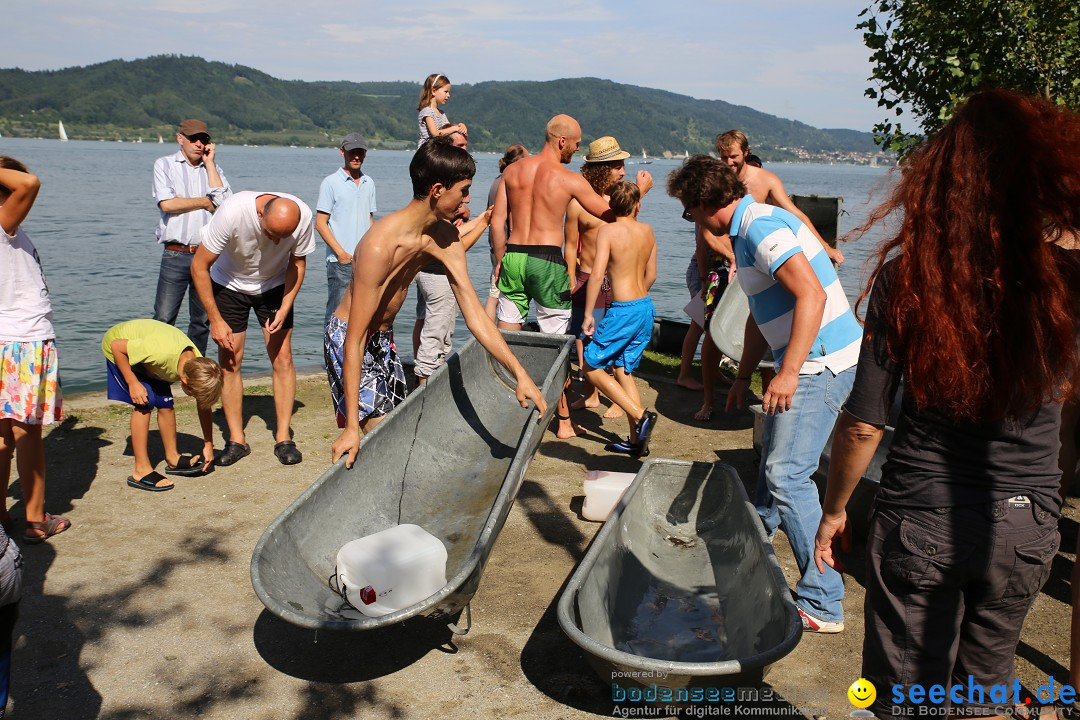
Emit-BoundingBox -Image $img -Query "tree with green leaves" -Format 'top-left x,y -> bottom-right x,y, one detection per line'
859,0 -> 1080,152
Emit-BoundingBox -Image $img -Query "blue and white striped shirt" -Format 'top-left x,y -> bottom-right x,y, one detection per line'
730,196 -> 862,374
152,151 -> 231,245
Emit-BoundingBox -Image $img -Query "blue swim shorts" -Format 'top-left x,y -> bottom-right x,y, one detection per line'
582,297 -> 656,374
324,315 -> 407,428
106,360 -> 174,410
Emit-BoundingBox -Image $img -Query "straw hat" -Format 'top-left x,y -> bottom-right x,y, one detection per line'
584,136 -> 630,163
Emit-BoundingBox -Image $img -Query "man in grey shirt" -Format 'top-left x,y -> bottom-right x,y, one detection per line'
152,118 -> 231,354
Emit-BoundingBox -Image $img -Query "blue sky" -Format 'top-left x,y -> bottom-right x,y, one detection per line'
13,0 -> 886,131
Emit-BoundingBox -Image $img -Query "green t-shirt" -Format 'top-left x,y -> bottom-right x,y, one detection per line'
101,319 -> 202,383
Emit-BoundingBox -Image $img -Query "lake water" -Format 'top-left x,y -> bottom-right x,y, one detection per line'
0,137 -> 894,394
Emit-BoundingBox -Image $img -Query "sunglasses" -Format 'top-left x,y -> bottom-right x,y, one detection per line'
185,133 -> 212,144
682,208 -> 694,222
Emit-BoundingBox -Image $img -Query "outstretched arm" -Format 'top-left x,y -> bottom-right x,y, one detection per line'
109,339 -> 149,407
266,254 -> 306,334
0,166 -> 40,235
568,174 -> 615,223
582,230 -> 610,337
190,245 -> 233,351
330,249 -> 389,468
766,175 -> 844,265
437,239 -> 547,417
457,206 -> 493,251
814,412 -> 884,573
490,180 -> 509,270
564,201 -> 581,290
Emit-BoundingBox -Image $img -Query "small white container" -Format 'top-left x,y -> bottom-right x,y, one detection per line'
582,470 -> 637,522
335,524 -> 448,617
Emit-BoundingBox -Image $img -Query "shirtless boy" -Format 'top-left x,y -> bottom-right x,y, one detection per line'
580,182 -> 659,457
330,139 -> 546,468
490,114 -> 614,438
566,136 -> 652,419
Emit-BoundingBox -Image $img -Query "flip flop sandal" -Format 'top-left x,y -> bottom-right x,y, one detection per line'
274,440 -> 302,465
127,471 -> 174,492
165,453 -> 205,476
24,513 -> 73,543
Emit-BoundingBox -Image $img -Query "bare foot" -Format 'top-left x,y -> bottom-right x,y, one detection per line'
555,417 -> 584,439
677,376 -> 704,391
693,405 -> 713,422
603,405 -> 625,419
569,395 -> 600,411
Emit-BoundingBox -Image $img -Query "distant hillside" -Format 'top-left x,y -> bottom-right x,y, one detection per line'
0,55 -> 878,157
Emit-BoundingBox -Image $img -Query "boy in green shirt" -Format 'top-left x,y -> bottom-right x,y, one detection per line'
102,319 -> 224,491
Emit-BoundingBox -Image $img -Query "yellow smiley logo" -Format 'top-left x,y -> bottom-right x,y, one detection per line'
848,678 -> 876,709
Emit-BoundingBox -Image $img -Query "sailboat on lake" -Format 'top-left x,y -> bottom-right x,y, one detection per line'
58,120 -> 69,142
640,148 -> 652,165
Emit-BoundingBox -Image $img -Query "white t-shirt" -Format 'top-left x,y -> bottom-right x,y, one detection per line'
199,191 -> 316,295
0,226 -> 55,341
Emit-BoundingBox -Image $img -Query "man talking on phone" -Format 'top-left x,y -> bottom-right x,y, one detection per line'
152,118 -> 231,354
191,191 -> 314,467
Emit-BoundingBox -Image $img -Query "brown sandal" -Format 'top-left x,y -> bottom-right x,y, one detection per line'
24,513 -> 72,544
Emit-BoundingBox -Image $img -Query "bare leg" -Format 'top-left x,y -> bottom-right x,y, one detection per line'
554,385 -> 582,439
264,326 -> 296,444
218,330 -> 248,444
696,332 -> 719,421
130,408 -> 156,479
158,407 -> 180,466
11,421 -> 48,523
497,320 -> 522,331
0,420 -> 13,527
584,364 -> 645,427
678,321 -> 705,390
613,367 -> 643,441
484,295 -> 498,322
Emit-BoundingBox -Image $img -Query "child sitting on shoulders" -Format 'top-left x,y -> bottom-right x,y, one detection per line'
102,319 -> 223,491
581,181 -> 660,456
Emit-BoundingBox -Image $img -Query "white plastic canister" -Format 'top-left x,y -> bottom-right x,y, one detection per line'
582,470 -> 637,522
335,524 -> 448,617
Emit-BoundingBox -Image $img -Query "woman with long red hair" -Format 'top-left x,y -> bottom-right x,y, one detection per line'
813,89 -> 1080,718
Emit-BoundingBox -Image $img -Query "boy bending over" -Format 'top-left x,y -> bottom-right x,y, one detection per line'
581,181 -> 659,456
330,139 -> 547,467
103,319 -> 223,491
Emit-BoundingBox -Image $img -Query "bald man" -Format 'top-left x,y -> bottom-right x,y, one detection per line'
192,191 -> 315,466
490,114 -> 615,438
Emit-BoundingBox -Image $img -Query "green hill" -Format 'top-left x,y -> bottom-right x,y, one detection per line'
0,55 -> 878,157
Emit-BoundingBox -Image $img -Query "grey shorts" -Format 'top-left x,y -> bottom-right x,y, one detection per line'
0,535 -> 23,608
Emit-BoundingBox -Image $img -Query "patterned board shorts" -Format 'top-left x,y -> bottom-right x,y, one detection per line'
324,316 -> 408,428
703,262 -> 732,324
0,339 -> 63,425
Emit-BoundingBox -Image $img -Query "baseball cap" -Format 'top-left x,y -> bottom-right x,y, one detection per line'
178,118 -> 209,136
341,133 -> 369,152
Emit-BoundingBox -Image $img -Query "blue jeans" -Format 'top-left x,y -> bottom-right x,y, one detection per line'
153,249 -> 208,355
326,260 -> 353,327
756,366 -> 855,621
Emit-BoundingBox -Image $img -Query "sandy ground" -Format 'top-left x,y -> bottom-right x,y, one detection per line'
5,365 -> 1078,719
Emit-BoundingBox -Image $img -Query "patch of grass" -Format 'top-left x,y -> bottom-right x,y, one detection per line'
246,385 -> 272,396
636,349 -> 762,396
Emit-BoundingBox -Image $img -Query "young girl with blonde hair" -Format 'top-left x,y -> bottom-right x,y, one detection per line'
417,73 -> 467,147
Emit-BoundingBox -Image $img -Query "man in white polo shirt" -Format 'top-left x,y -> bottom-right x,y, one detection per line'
152,118 -> 231,354
191,192 -> 315,466
669,155 -> 862,635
